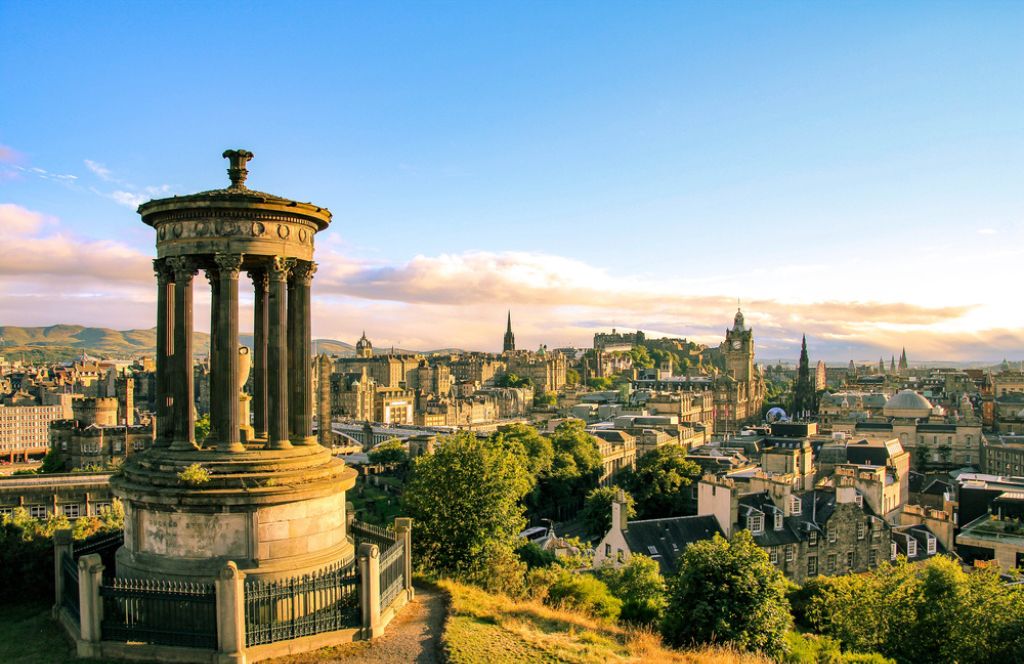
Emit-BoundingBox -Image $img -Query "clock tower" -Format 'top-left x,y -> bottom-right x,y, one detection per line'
723,308 -> 754,382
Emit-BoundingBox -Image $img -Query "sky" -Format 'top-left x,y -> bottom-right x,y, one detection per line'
1,2 -> 1023,361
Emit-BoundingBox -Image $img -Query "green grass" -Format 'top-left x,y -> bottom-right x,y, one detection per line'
0,600 -> 88,664
438,578 -> 768,664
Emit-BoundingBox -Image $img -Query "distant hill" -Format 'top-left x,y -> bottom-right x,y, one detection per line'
0,325 -> 463,362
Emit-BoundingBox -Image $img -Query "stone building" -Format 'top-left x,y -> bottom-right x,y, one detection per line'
0,402 -> 65,461
0,471 -> 114,519
50,397 -> 154,470
503,311 -> 515,352
590,429 -> 638,486
593,329 -> 644,353
506,348 -> 567,393
714,309 -> 766,432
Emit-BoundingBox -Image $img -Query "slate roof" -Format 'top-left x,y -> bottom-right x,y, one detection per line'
892,524 -> 947,561
736,490 -> 843,549
622,515 -> 723,574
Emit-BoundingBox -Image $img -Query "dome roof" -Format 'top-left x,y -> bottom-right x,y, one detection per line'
733,308 -> 745,330
883,389 -> 933,418
356,331 -> 371,350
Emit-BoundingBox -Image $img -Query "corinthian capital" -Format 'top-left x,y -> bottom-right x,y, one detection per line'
152,258 -> 173,283
247,268 -> 268,292
268,256 -> 295,282
291,261 -> 318,286
214,253 -> 245,279
166,256 -> 198,282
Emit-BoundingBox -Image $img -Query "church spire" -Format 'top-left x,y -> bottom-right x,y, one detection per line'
503,311 -> 515,353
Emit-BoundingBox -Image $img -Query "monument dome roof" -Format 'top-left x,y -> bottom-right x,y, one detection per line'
883,389 -> 933,418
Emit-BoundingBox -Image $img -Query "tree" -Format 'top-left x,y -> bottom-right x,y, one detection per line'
368,438 -> 408,466
491,424 -> 553,478
598,554 -> 667,625
580,485 -> 635,538
194,414 -> 211,445
628,345 -> 654,369
662,531 -> 792,658
587,376 -> 614,390
402,431 -> 532,593
566,368 -> 581,386
495,372 -> 532,388
622,446 -> 701,519
547,571 -> 622,621
545,419 -> 603,505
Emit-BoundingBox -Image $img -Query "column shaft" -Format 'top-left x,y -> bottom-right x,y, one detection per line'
291,261 -> 317,445
249,270 -> 269,440
216,253 -> 245,452
168,257 -> 196,450
287,275 -> 298,442
206,268 -> 221,446
267,257 -> 294,449
153,260 -> 174,447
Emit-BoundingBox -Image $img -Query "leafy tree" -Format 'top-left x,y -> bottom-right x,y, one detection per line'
491,424 -> 554,477
622,446 -> 701,519
547,571 -> 622,621
580,485 -> 635,538
628,345 -> 655,369
402,431 -> 533,593
587,376 -> 614,390
802,556 -> 1024,663
39,447 -> 65,473
566,368 -> 581,386
495,372 -> 533,388
662,531 -> 792,658
545,419 -> 603,505
516,541 -> 557,569
598,554 -> 667,625
368,438 -> 408,466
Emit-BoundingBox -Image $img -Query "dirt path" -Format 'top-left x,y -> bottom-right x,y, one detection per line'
269,584 -> 447,663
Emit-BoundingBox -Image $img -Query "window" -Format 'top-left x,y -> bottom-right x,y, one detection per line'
114,440 -> 122,452
854,493 -> 863,507
62,504 -> 81,518
605,544 -> 611,557
0,507 -> 12,516
747,514 -> 764,534
907,538 -> 918,557
774,513 -> 784,531
927,535 -> 936,555
809,531 -> 818,547
648,545 -> 659,555
770,548 -> 779,565
785,545 -> 794,563
133,440 -> 146,451
616,550 -> 624,563
869,549 -> 877,566
808,556 -> 818,576
827,554 -> 837,574
827,524 -> 837,543
846,551 -> 855,569
891,542 -> 898,561
857,522 -> 866,540
791,495 -> 802,515
93,503 -> 112,516
28,505 -> 47,519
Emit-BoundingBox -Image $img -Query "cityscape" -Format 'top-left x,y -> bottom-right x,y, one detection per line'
2,3 -> 1024,664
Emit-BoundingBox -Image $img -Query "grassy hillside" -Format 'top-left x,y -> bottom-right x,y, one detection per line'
438,578 -> 768,664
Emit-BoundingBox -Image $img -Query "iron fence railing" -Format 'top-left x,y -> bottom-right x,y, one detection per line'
350,519 -> 395,550
244,559 -> 360,647
379,540 -> 405,609
99,577 -> 217,649
74,531 -> 123,578
61,552 -> 80,623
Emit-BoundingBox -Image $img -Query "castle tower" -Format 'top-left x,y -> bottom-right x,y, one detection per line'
112,150 -> 357,582
503,311 -> 515,353
355,331 -> 373,358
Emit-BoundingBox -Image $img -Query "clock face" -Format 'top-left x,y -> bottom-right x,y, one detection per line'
732,340 -> 742,350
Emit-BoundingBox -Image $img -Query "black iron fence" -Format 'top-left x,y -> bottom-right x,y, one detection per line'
99,577 -> 217,649
350,519 -> 395,549
379,540 -> 405,609
61,552 -> 80,622
74,531 -> 123,579
244,559 -> 361,647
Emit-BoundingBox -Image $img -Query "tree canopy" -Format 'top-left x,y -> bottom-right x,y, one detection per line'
580,485 -> 635,538
367,438 -> 408,466
622,445 -> 701,519
662,531 -> 792,658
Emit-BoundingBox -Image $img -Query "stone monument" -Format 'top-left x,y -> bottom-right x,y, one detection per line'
111,150 -> 357,582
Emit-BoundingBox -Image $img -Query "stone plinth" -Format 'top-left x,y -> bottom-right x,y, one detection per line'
112,444 -> 356,582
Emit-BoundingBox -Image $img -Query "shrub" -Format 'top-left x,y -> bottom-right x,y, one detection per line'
546,571 -> 622,621
177,462 -> 211,485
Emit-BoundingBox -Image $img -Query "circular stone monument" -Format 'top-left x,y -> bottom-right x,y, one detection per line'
111,150 -> 356,582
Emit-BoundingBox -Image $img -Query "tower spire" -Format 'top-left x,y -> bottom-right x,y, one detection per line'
503,310 -> 515,353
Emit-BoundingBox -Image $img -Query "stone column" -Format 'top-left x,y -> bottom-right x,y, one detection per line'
215,561 -> 246,664
153,259 -> 175,447
267,257 -> 294,450
290,261 -> 317,445
52,528 -> 73,615
358,543 -> 382,639
206,266 -> 222,446
248,269 -> 269,440
216,253 -> 245,452
77,554 -> 104,658
168,257 -> 197,450
394,517 -> 414,602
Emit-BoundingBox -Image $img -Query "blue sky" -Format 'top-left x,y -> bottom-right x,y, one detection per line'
1,2 -> 1023,360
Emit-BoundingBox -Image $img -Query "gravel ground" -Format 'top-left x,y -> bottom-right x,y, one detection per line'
269,584 -> 447,663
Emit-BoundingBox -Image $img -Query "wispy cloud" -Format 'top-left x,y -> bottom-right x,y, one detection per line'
977,228 -> 997,235
84,159 -> 114,181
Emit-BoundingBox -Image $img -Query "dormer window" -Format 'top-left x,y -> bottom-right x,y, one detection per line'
854,493 -> 863,507
791,495 -> 802,515
907,538 -> 918,557
748,514 -> 764,534
774,513 -> 784,531
926,535 -> 936,555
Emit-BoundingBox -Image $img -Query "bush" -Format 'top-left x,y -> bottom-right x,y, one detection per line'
546,572 -> 622,621
516,541 -> 557,569
524,565 -> 562,601
598,555 -> 667,626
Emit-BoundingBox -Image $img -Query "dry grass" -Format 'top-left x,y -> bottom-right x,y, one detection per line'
438,578 -> 769,664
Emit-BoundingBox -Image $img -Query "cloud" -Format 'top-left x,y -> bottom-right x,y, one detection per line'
0,144 -> 22,164
84,159 -> 114,181
977,228 -> 997,235
109,190 -> 148,208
